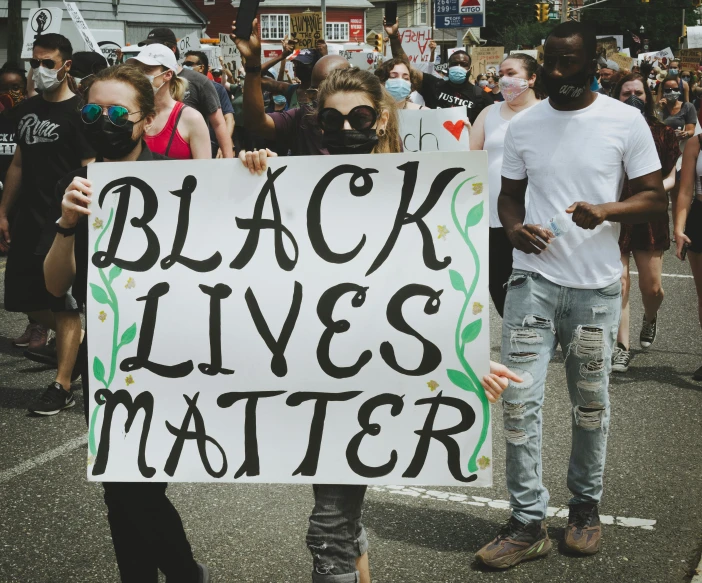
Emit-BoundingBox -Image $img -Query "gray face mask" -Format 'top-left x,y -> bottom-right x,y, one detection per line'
664,90 -> 681,103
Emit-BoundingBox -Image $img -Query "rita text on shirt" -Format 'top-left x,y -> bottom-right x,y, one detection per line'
17,114 -> 60,145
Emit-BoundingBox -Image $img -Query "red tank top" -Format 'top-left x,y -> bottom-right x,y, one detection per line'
144,101 -> 192,159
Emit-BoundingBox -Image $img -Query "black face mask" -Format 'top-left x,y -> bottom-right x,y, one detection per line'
544,66 -> 590,105
83,115 -> 141,160
322,129 -> 379,155
624,94 -> 646,114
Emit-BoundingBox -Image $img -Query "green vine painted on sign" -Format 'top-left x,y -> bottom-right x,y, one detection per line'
445,175 -> 490,475
88,207 -> 137,457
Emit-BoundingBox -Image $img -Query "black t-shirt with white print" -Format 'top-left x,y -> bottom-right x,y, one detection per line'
13,94 -> 94,235
420,74 -> 494,123
0,110 -> 17,185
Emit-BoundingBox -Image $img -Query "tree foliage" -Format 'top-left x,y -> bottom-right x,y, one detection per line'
481,0 -> 700,53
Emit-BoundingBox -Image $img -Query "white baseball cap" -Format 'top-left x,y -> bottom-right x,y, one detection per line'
127,43 -> 178,73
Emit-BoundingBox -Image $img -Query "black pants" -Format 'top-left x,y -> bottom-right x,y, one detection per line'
81,362 -> 198,583
489,227 -> 514,318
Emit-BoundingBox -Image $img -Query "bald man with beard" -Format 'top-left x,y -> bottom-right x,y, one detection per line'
236,18 -> 350,155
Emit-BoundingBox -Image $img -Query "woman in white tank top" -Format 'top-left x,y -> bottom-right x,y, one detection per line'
470,53 -> 545,316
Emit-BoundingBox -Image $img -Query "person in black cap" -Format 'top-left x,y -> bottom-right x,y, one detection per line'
69,51 -> 109,95
139,27 -> 234,158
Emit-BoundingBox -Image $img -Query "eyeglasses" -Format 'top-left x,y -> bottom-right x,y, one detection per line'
81,103 -> 142,127
29,58 -> 61,69
318,105 -> 377,132
183,61 -> 201,68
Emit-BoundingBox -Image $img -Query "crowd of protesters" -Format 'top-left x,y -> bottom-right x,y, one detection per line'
0,15 -> 699,583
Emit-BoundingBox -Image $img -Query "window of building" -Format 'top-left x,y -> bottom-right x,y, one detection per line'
325,22 -> 349,42
260,14 -> 290,40
416,0 -> 428,25
203,0 -> 214,5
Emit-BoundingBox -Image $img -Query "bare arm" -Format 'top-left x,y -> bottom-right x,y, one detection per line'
208,108 -> 234,158
232,18 -> 277,141
0,145 -> 23,250
469,104 -> 491,151
498,176 -> 553,254
674,135 -> 699,258
385,19 -> 424,85
261,77 -> 293,95
181,108 -> 213,159
44,177 -> 93,297
662,165 -> 676,192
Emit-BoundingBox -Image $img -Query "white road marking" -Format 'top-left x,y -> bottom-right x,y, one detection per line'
631,271 -> 693,279
0,434 -> 87,484
369,485 -> 657,531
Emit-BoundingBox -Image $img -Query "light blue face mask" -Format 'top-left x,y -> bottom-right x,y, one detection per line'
669,68 -> 679,76
385,78 -> 412,102
448,65 -> 467,85
273,94 -> 287,106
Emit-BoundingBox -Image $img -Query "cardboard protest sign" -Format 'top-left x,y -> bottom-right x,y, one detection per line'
608,52 -> 634,72
63,2 -> 101,54
85,152 -> 492,485
471,47 -> 503,76
290,12 -> 323,50
399,107 -> 470,153
399,27 -> 433,64
596,36 -> 618,59
638,48 -> 674,67
679,49 -> 702,71
22,8 -> 63,59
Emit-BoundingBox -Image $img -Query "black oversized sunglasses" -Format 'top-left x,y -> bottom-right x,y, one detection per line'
81,103 -> 142,127
29,58 -> 61,69
317,105 -> 377,133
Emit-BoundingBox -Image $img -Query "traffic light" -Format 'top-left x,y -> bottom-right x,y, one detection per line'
374,33 -> 383,53
535,3 -> 550,23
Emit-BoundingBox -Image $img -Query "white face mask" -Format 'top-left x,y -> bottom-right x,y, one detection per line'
499,76 -> 530,102
146,70 -> 168,94
34,62 -> 66,92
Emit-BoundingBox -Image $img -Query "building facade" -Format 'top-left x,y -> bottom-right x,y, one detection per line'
195,0 -> 373,43
366,0 -> 429,34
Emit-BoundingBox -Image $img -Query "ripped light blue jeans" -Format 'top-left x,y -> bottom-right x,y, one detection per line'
501,269 -> 621,524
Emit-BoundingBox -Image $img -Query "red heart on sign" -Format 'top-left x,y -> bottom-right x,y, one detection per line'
367,56 -> 374,64
443,120 -> 465,141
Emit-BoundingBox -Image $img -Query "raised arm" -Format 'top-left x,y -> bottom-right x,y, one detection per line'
385,19 -> 424,85
232,18 -> 277,141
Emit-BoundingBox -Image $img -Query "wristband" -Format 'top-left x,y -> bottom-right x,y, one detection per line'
245,65 -> 262,74
55,219 -> 76,237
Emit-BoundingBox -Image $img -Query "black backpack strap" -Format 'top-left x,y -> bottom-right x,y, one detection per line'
165,104 -> 187,157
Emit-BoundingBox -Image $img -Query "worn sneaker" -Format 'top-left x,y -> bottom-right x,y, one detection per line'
475,516 -> 551,569
563,502 -> 601,555
28,382 -> 75,416
639,315 -> 658,350
197,563 -> 210,583
12,321 -> 34,347
24,334 -> 57,367
611,343 -> 631,373
26,324 -> 49,352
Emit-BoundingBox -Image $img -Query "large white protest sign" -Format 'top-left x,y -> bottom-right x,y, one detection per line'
399,107 -> 470,153
63,2 -> 101,54
219,34 -> 241,70
638,48 -> 674,67
688,27 -> 702,50
399,27 -> 433,64
86,152 -> 491,486
22,8 -> 63,59
340,50 -> 382,71
178,32 -> 201,54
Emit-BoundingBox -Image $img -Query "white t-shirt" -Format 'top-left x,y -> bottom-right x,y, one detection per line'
484,103 -> 512,228
501,95 -> 661,289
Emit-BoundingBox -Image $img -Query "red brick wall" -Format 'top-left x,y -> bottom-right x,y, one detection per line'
192,2 -> 365,41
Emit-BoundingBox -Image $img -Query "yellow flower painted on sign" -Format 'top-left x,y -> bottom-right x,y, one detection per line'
427,380 -> 439,391
125,375 -> 135,386
477,456 -> 491,470
125,277 -> 136,289
472,183 -> 483,195
98,310 -> 107,322
92,217 -> 104,230
437,225 -> 449,240
472,302 -> 483,315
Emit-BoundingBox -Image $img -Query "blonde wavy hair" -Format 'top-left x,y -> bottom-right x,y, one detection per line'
317,68 -> 402,154
165,68 -> 189,102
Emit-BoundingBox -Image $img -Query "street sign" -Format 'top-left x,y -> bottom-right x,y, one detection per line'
434,0 -> 485,29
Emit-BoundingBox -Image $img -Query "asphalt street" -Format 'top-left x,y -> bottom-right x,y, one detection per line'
0,238 -> 700,583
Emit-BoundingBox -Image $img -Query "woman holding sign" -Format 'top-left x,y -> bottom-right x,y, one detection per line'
241,66 -> 520,583
43,64 -> 210,583
469,53 -> 545,317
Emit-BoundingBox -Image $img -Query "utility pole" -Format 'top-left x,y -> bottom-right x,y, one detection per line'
561,0 -> 569,23
321,0 -> 326,39
7,0 -> 22,65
